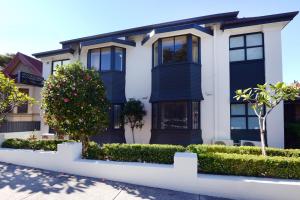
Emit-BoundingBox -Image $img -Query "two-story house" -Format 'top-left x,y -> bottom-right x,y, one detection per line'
1,52 -> 43,137
33,11 -> 298,148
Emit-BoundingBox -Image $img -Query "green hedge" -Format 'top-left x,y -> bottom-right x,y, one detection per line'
187,144 -> 300,157
1,139 -> 185,164
102,143 -> 185,164
198,152 -> 300,179
3,139 -> 300,179
1,138 -> 70,151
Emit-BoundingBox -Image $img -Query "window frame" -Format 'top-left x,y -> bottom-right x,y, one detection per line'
87,46 -> 126,72
152,101 -> 201,130
230,103 -> 262,130
152,34 -> 200,67
112,104 -> 123,130
229,32 -> 264,63
51,59 -> 70,74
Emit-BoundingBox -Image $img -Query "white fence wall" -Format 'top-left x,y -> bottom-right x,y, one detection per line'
0,142 -> 299,200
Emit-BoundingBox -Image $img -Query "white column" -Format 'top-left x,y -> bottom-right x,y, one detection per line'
213,26 -> 231,141
263,26 -> 284,148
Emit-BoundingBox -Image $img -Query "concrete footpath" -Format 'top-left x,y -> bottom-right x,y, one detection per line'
0,162 -> 233,200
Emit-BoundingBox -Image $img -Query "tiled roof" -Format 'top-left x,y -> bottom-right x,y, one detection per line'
2,52 -> 42,77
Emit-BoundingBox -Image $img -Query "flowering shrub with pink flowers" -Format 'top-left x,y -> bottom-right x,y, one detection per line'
41,62 -> 109,155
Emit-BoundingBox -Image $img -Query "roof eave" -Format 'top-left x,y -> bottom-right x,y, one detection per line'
33,48 -> 75,58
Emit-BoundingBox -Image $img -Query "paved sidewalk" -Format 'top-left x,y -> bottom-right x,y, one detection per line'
0,162 -> 232,200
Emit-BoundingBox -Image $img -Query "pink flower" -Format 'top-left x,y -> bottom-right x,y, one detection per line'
63,98 -> 70,103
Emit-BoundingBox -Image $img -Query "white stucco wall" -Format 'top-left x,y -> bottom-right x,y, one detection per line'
263,24 -> 285,148
125,35 -> 152,143
0,142 -> 299,200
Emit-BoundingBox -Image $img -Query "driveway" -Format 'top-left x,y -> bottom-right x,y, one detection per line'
0,162 -> 232,200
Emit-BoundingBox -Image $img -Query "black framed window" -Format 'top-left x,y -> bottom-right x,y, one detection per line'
17,88 -> 29,114
88,46 -> 125,72
100,47 -> 111,71
52,59 -> 70,74
192,36 -> 200,63
229,33 -> 264,62
152,101 -> 200,130
192,101 -> 200,129
160,101 -> 188,129
153,34 -> 200,67
230,103 -> 260,130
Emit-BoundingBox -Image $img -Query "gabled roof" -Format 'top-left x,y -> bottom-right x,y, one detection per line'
2,52 -> 42,77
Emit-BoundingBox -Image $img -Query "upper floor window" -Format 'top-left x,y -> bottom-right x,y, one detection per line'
229,33 -> 264,62
88,47 -> 125,72
153,34 -> 200,67
52,59 -> 70,74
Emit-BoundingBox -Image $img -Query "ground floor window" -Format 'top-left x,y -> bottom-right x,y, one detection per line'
152,101 -> 200,130
17,88 -> 29,113
111,104 -> 123,130
230,103 -> 260,130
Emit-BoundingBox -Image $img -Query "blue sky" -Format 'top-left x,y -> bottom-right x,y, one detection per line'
0,0 -> 299,83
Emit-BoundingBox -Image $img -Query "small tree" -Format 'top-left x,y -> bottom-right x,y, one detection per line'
0,72 -> 35,124
123,99 -> 146,143
235,82 -> 299,156
41,62 -> 109,155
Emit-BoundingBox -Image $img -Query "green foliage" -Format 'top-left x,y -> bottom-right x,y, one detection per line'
197,152 -> 300,179
84,141 -> 103,160
41,62 -> 109,154
1,138 -> 71,151
235,82 -> 299,115
102,143 -> 185,164
122,99 -> 146,143
0,53 -> 14,67
188,144 -> 300,179
234,82 -> 300,155
0,72 -> 35,124
187,144 -> 300,158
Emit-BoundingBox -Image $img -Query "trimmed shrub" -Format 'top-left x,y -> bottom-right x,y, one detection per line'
102,143 -> 185,164
198,152 -> 300,179
187,144 -> 300,158
1,138 -> 71,151
84,141 -> 103,160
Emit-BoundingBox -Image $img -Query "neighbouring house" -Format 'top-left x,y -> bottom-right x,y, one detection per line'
284,95 -> 300,148
1,52 -> 43,138
33,11 -> 298,148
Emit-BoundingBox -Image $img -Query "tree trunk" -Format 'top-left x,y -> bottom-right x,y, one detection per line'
259,117 -> 267,156
131,127 -> 135,144
80,135 -> 89,157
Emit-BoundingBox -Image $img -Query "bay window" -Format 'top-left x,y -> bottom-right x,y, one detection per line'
152,101 -> 200,130
100,47 -> 111,71
88,46 -> 125,72
153,34 -> 200,67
